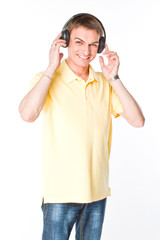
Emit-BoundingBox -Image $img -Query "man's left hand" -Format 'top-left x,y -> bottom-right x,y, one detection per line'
99,44 -> 120,80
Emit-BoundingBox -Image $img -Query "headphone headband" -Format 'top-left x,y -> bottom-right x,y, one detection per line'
62,13 -> 106,40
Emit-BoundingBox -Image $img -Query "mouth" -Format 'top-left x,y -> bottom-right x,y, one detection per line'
77,54 -> 90,60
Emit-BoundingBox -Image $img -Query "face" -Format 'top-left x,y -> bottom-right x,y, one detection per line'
67,26 -> 100,70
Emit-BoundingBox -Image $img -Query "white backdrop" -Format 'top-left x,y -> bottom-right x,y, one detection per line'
0,0 -> 160,239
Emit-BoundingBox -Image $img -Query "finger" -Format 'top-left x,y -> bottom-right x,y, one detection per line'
107,54 -> 119,61
59,53 -> 64,61
104,43 -> 109,51
109,54 -> 119,60
51,40 -> 66,47
55,33 -> 63,40
108,56 -> 119,67
107,57 -> 119,66
55,39 -> 66,44
51,33 -> 63,45
51,40 -> 66,48
56,42 -> 67,50
108,55 -> 118,62
103,50 -> 117,56
99,56 -> 105,69
105,53 -> 118,62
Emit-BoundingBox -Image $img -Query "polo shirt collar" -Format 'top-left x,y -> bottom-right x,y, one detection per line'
59,59 -> 99,84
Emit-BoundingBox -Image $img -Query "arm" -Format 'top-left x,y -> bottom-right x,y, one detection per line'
19,33 -> 66,122
109,79 -> 145,127
19,68 -> 55,122
99,44 -> 145,128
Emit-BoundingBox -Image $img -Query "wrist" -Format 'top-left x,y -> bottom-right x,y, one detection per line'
45,65 -> 56,78
108,74 -> 120,82
108,74 -> 121,87
108,74 -> 120,85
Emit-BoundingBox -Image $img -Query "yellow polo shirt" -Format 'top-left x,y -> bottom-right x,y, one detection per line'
30,59 -> 123,204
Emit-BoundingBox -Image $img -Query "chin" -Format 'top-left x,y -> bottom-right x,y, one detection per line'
75,55 -> 93,67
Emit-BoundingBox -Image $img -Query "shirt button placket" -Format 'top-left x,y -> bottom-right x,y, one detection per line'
84,84 -> 88,117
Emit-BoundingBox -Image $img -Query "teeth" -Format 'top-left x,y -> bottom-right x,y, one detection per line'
78,55 -> 89,59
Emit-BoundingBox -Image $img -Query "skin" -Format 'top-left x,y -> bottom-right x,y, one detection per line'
19,26 -> 145,127
66,26 -> 99,81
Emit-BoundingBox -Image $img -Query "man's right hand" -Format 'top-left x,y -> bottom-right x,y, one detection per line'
19,33 -> 66,123
48,33 -> 66,71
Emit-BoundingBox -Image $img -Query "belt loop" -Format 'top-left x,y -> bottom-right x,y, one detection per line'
41,197 -> 44,207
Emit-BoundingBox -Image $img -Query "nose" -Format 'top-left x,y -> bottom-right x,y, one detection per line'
82,44 -> 91,56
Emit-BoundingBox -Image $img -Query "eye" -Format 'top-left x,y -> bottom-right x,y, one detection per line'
90,43 -> 98,47
75,41 -> 82,45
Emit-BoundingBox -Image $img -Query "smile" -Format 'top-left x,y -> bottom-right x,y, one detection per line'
77,54 -> 90,60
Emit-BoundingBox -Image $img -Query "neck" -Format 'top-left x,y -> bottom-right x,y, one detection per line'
66,58 -> 89,82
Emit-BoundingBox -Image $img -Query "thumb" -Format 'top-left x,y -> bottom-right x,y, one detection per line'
59,53 -> 64,61
99,56 -> 105,70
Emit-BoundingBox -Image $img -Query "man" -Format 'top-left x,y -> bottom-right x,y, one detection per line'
19,13 -> 145,240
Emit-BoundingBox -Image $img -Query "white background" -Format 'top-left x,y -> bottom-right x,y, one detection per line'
0,0 -> 160,239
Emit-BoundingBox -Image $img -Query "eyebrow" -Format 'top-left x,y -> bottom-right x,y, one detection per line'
74,37 -> 99,44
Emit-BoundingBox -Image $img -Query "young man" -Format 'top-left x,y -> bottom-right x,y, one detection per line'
19,14 -> 145,240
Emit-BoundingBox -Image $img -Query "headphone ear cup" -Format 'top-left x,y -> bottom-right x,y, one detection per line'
61,29 -> 70,47
98,37 -> 105,53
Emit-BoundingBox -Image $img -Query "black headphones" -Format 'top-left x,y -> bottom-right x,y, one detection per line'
60,13 -> 106,53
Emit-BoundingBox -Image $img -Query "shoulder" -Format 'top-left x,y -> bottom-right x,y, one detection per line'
30,67 -> 61,88
32,71 -> 45,81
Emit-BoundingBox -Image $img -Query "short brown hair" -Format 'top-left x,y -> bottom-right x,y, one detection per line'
66,14 -> 103,37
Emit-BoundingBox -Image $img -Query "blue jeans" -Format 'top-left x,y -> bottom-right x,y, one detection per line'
41,197 -> 107,240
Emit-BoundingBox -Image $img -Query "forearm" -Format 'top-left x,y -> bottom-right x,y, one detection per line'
19,65 -> 56,122
110,79 -> 145,127
19,33 -> 66,122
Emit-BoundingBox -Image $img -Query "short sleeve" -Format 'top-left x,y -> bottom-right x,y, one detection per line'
111,87 -> 124,118
29,71 -> 44,90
